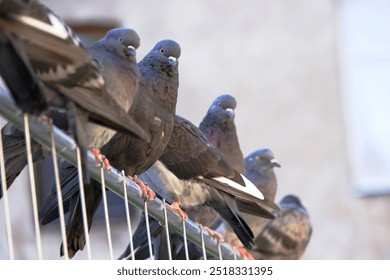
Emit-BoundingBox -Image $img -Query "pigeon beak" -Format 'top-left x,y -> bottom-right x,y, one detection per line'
271,159 -> 281,168
168,56 -> 177,66
127,45 -> 136,57
225,108 -> 235,118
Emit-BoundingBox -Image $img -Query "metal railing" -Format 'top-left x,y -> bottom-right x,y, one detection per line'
0,90 -> 242,260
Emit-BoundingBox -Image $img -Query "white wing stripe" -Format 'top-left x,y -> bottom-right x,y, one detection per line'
213,175 -> 264,200
16,13 -> 69,40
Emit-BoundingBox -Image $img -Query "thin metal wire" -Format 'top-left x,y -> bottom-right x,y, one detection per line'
182,219 -> 189,260
100,167 -> 113,260
122,171 -> 134,260
199,225 -> 207,260
76,147 -> 92,259
162,199 -> 172,260
48,120 -> 69,260
143,200 -> 154,260
0,126 -> 14,260
23,114 -> 43,260
217,241 -> 223,260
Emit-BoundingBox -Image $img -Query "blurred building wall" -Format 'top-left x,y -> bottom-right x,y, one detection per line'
1,0 -> 389,259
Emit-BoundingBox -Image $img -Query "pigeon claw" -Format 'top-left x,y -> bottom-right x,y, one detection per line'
203,226 -> 224,242
128,175 -> 155,201
234,246 -> 255,260
171,201 -> 188,220
91,148 -> 111,170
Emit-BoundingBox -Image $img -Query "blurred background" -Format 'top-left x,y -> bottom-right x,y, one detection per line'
1,0 -> 390,259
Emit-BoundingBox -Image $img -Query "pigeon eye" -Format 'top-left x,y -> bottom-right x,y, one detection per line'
160,48 -> 164,53
118,37 -> 122,42
217,102 -> 221,107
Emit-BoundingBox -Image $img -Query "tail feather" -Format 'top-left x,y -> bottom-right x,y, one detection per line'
39,161 -> 81,225
0,122 -> 44,198
60,181 -> 102,258
210,189 -> 254,250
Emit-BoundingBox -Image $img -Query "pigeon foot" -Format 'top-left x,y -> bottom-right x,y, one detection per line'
128,175 -> 155,201
171,201 -> 188,219
91,148 -> 110,170
234,246 -> 254,260
203,226 -> 224,242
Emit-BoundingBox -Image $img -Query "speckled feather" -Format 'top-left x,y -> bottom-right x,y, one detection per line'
251,195 -> 312,260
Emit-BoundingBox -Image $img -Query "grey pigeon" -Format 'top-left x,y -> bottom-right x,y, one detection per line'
199,94 -> 244,173
251,194 -> 313,260
177,95 -> 279,259
77,27 -> 147,162
119,115 -> 278,260
172,94 -> 247,259
244,149 -> 280,203
39,39 -> 181,258
0,1 -> 150,175
216,148 -> 281,250
0,26 -> 148,198
175,98 -> 277,259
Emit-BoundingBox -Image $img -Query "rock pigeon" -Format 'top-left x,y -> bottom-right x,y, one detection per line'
172,94 -> 247,259
176,98 -> 278,259
0,1 -> 150,174
76,27 -> 147,165
174,96 -> 280,259
0,25 -> 148,197
199,94 -> 244,173
216,148 -> 281,250
251,194 -> 313,260
38,39 -> 181,258
244,149 -> 280,203
119,115 -> 278,260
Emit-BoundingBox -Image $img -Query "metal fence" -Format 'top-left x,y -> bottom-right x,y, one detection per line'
0,90 -> 242,260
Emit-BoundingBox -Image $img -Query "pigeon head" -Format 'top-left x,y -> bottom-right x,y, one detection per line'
244,148 -> 280,202
208,94 -> 237,120
279,194 -> 304,209
245,148 -> 281,172
148,39 -> 181,69
102,28 -> 140,59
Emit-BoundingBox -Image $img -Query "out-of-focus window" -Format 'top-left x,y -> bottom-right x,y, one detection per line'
340,0 -> 390,196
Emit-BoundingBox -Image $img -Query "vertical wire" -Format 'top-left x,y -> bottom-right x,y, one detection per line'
199,225 -> 207,260
23,114 -> 43,260
143,200 -> 154,260
0,126 -> 14,259
122,171 -> 134,260
233,249 -> 237,260
75,147 -> 92,259
182,219 -> 189,260
100,167 -> 113,259
162,199 -> 172,260
48,120 -> 69,260
217,241 -> 223,260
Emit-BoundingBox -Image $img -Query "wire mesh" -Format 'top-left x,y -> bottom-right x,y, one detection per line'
0,92 -> 242,260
